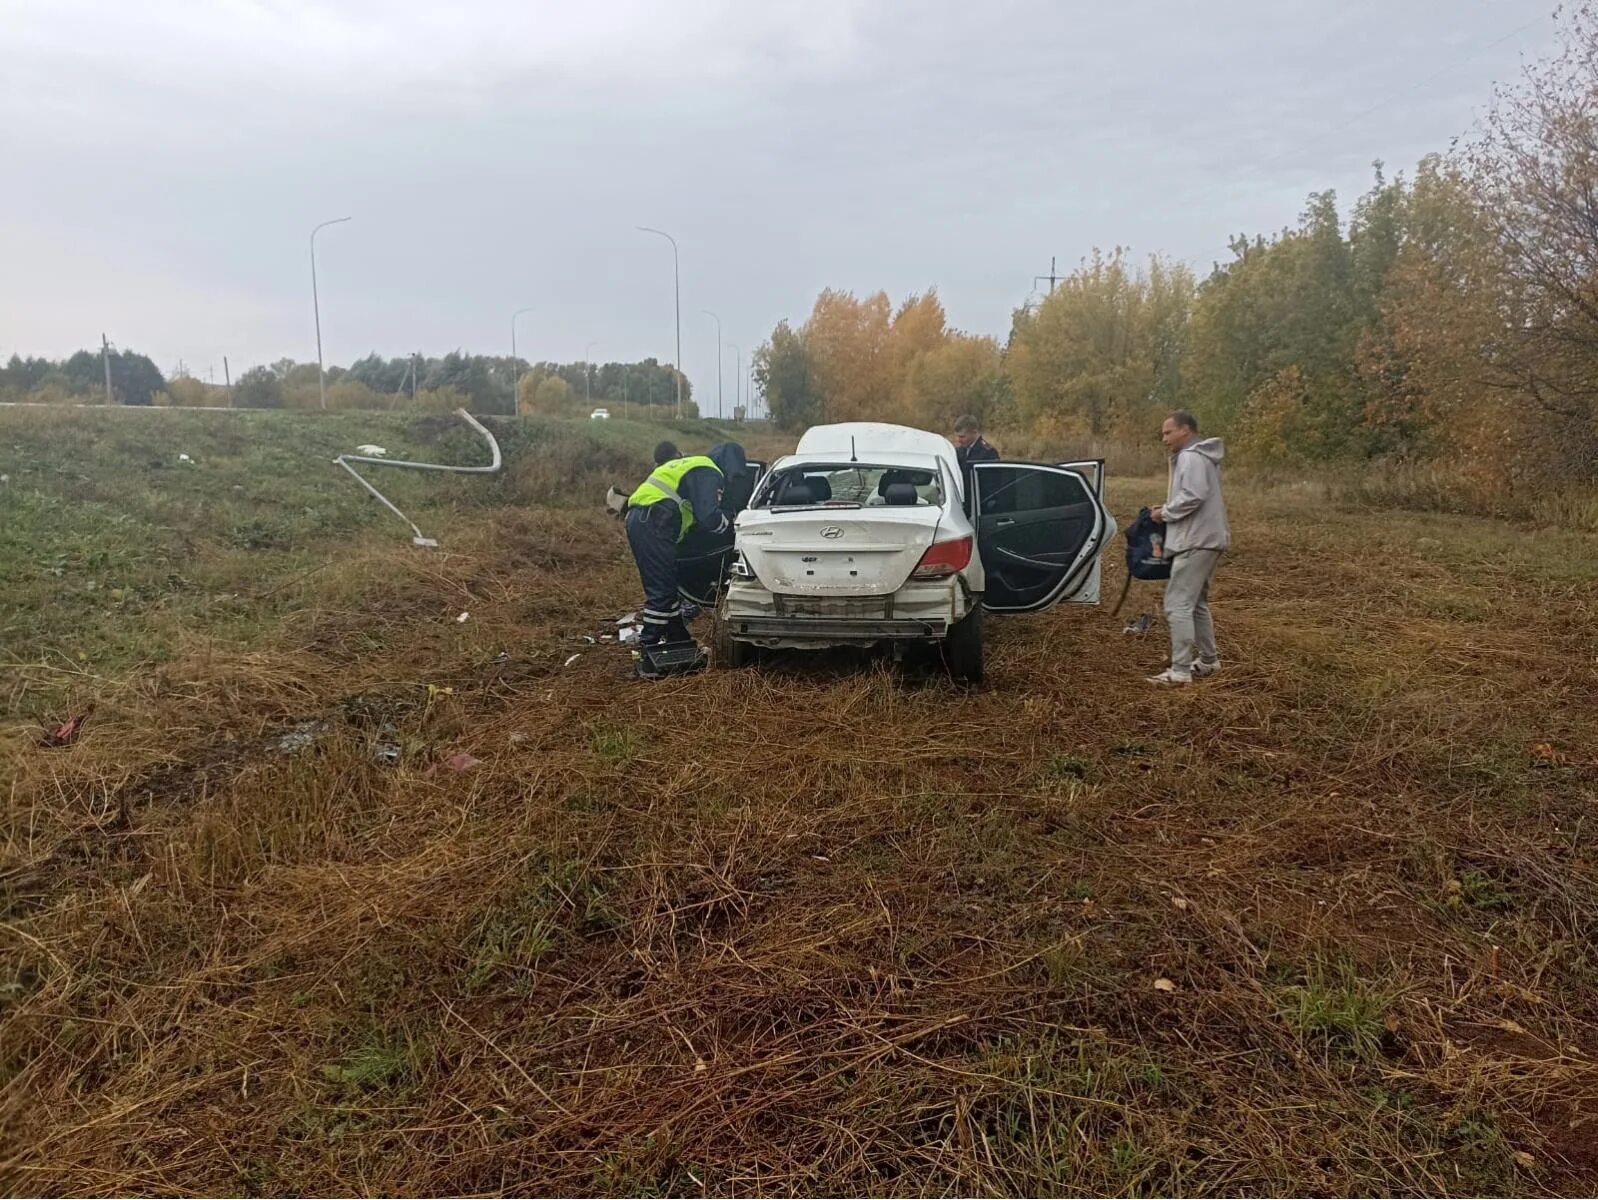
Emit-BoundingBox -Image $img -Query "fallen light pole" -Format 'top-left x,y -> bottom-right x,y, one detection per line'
333,408 -> 502,547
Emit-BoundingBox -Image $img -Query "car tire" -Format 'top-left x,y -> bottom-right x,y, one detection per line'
943,603 -> 984,683
714,612 -> 754,669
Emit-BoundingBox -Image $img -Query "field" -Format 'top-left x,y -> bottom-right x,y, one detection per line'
3,408 -> 1597,1196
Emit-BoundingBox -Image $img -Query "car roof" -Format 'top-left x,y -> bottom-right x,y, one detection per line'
792,422 -> 962,490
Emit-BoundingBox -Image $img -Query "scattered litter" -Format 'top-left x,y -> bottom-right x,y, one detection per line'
579,635 -> 597,644
1171,896 -> 1190,912
1123,612 -> 1153,636
508,732 -> 529,746
1514,1151 -> 1538,1170
1153,977 -> 1178,993
616,612 -> 638,626
1531,741 -> 1568,767
373,742 -> 402,766
355,444 -> 388,457
272,720 -> 330,754
40,711 -> 90,748
455,611 -> 470,624
444,752 -> 481,772
599,634 -> 616,642
564,653 -> 583,668
426,684 -> 454,700
618,626 -> 641,645
1,474 -> 9,484
490,650 -> 510,666
178,453 -> 193,463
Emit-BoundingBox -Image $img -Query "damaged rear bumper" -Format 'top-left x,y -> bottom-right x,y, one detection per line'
723,615 -> 949,643
720,578 -> 968,648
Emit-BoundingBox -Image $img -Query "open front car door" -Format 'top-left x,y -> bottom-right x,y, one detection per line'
972,461 -> 1115,612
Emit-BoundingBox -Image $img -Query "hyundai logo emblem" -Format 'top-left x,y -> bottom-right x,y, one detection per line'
819,526 -> 844,539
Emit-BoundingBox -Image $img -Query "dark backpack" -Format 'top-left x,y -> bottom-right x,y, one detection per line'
1125,507 -> 1172,581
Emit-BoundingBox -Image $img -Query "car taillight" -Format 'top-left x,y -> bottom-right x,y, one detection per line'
912,535 -> 973,580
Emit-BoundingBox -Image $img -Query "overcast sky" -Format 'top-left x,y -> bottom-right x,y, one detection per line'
1,0 -> 1557,409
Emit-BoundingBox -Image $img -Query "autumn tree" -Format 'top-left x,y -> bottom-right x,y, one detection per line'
1009,249 -> 1194,442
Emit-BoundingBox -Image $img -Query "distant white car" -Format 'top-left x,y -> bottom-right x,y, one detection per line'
709,422 -> 1117,682
590,407 -> 611,420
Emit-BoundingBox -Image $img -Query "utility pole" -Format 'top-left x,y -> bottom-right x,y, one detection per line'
223,356 -> 232,407
101,334 -> 114,404
637,226 -> 682,418
310,216 -> 352,410
1033,255 -> 1062,296
511,306 -> 534,415
584,341 -> 600,409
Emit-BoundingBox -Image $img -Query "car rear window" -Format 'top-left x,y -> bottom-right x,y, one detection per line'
757,464 -> 944,508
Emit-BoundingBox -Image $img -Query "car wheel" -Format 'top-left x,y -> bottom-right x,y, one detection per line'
713,612 -> 754,668
943,604 -> 984,683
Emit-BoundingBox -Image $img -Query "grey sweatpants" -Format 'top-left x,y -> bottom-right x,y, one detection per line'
1164,548 -> 1222,675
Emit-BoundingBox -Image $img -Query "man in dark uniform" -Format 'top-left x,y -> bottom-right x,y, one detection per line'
953,414 -> 999,470
624,446 -> 741,647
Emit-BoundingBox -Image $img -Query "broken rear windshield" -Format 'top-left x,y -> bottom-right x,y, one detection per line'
757,464 -> 944,509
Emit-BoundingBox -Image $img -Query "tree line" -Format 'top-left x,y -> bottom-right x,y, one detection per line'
755,5 -> 1598,501
1,350 -> 695,418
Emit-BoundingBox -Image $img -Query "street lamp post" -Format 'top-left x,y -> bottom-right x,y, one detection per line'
584,340 -> 600,409
310,216 -> 351,411
510,306 -> 534,415
701,310 -> 722,418
636,226 -> 682,418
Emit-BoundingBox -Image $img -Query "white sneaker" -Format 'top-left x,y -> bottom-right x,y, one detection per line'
1147,669 -> 1193,686
1193,658 -> 1221,678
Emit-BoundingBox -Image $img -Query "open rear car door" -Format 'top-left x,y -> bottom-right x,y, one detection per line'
972,461 -> 1113,613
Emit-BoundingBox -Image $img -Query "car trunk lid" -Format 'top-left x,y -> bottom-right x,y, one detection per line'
738,507 -> 942,596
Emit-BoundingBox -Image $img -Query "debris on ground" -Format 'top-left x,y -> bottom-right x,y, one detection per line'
615,612 -> 638,626
619,626 -> 641,645
1153,977 -> 1179,992
564,653 -> 583,668
490,650 -> 510,666
443,752 -> 481,772
272,720 -> 330,754
455,611 -> 470,624
1123,612 -> 1153,635
355,444 -> 388,457
373,741 -> 402,766
178,453 -> 193,464
40,712 -> 90,748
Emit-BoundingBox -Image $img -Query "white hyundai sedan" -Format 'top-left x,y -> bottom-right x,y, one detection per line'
709,422 -> 1117,681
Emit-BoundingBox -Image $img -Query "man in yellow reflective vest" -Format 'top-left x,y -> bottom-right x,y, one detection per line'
625,448 -> 736,646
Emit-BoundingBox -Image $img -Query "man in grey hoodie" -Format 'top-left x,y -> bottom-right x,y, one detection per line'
1149,410 -> 1230,685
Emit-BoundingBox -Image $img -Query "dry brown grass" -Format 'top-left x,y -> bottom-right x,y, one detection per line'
3,474 -> 1597,1196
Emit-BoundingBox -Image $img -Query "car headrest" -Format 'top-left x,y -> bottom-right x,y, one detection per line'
807,475 -> 832,501
878,469 -> 932,497
883,482 -> 918,506
780,481 -> 815,504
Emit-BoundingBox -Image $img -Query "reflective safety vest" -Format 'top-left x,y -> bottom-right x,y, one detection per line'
628,455 -> 722,541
